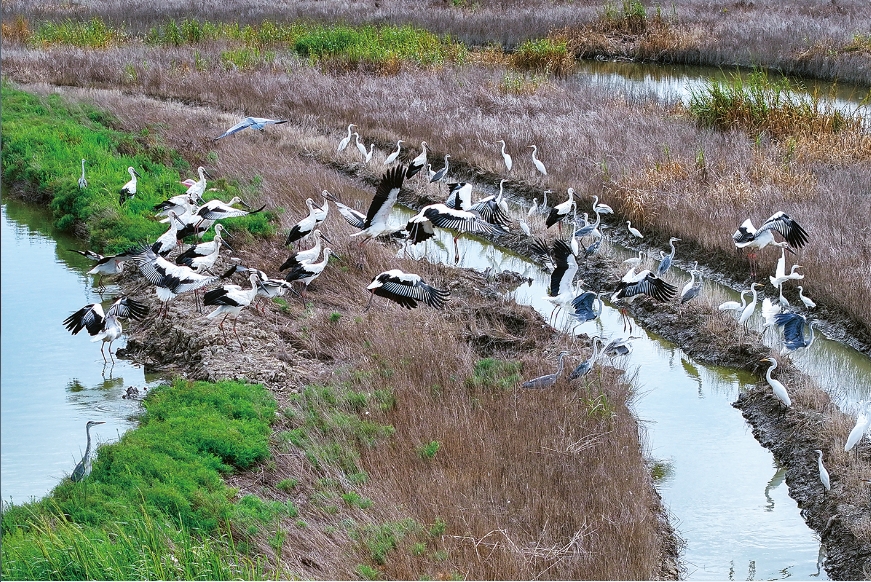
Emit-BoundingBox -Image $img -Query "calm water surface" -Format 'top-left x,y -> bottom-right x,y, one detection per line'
1,197 -> 163,505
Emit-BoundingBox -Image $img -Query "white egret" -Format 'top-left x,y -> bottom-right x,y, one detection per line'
528,144 -> 547,176
760,357 -> 791,408
814,450 -> 831,492
497,139 -> 513,172
337,123 -> 356,152
627,220 -> 644,239
384,140 -> 403,165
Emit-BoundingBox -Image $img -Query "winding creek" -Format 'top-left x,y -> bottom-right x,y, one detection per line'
2,62 -> 869,578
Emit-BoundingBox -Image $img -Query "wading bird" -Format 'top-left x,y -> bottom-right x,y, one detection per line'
845,401 -> 871,452
221,265 -> 296,313
738,282 -> 763,331
521,350 -> 570,389
365,269 -> 451,311
545,188 -> 576,234
68,247 -> 139,290
354,132 -> 374,164
569,337 -> 602,380
497,139 -> 512,172
131,246 -> 218,318
195,196 -> 264,230
656,237 -> 681,277
718,289 -> 750,313
797,286 -> 816,310
183,166 -> 209,203
590,195 -> 614,216
63,296 -> 149,363
118,166 -> 141,205
623,250 -> 646,270
151,211 -> 186,257
214,116 -> 288,140
760,357 -> 792,408
814,450 -> 831,492
601,336 -> 635,358
627,220 -> 644,239
530,238 -> 580,322
204,273 -> 261,350
761,297 -> 782,329
337,123 -> 356,152
570,290 -> 605,325
285,196 -> 328,247
347,165 -> 407,244
283,248 -> 338,298
279,228 -> 331,271
175,224 -> 232,273
611,269 -> 677,332
406,141 -> 428,179
404,203 -> 505,263
679,269 -> 703,304
70,420 -> 105,482
78,159 -> 87,189
733,211 -> 809,277
429,154 -> 451,185
528,144 -> 547,176
772,311 -> 817,355
384,140 -> 403,165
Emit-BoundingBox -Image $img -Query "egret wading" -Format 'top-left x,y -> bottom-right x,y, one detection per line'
70,420 -> 106,482
844,401 -> 871,453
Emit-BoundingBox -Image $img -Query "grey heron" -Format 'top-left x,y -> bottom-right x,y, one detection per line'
521,350 -> 570,389
429,154 -> 451,185
772,311 -> 817,355
70,420 -> 106,482
569,337 -> 602,379
78,159 -> 87,189
214,116 -> 287,140
656,237 -> 680,277
570,290 -> 605,325
679,269 -> 703,304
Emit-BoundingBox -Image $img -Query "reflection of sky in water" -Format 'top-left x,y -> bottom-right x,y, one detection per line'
1,200 -> 164,504
393,205 -> 827,579
571,60 -> 870,125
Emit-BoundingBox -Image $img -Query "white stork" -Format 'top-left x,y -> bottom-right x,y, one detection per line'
365,269 -> 451,310
118,166 -> 141,205
63,296 -> 149,362
285,195 -> 328,246
406,141 -> 428,179
203,273 -> 261,350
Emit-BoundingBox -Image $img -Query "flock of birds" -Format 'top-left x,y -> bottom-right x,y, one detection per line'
61,116 -> 866,495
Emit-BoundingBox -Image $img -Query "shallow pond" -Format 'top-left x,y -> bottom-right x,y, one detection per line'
0,197 -> 163,505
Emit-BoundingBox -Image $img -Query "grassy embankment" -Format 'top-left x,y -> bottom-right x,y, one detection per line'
0,81 -> 274,254
0,379 -> 279,580
1,61 -> 675,579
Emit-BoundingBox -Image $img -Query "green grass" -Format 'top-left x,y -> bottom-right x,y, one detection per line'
0,378 -> 277,580
465,358 -> 523,391
1,83 -> 275,254
31,17 -> 126,48
417,441 -> 440,460
688,69 -> 864,138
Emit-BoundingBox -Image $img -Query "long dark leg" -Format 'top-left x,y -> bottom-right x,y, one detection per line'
218,313 -> 229,344
233,317 -> 244,351
453,236 -> 460,265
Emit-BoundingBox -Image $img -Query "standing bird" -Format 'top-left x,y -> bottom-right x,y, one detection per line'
63,296 -> 149,363
545,188 -> 576,234
797,286 -> 816,310
429,154 -> 451,185
175,224 -> 233,273
570,291 -> 605,325
78,159 -> 88,189
118,166 -> 142,205
130,246 -> 219,318
718,289 -> 750,313
569,337 -> 602,379
70,420 -> 106,482
280,228 -> 331,271
814,450 -> 831,492
497,139 -> 513,172
772,311 -> 817,355
214,116 -> 288,140
68,247 -> 139,290
404,203 -> 505,263
285,196 -> 329,247
738,282 -> 763,330
528,144 -> 547,176
627,220 -> 644,239
183,166 -> 209,203
656,237 -> 681,277
365,269 -> 451,310
203,273 -> 261,350
151,211 -> 186,257
283,248 -> 338,298
679,269 -> 704,304
521,350 -> 570,389
354,132 -> 375,164
406,141 -> 428,179
337,123 -> 356,152
760,357 -> 792,408
384,140 -> 403,165
845,401 -> 871,452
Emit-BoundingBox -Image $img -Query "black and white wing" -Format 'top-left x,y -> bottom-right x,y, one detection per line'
367,269 -> 450,309
63,303 -> 106,336
444,182 -> 472,211
732,219 -> 756,245
757,211 -> 809,248
613,270 -> 677,302
363,165 -> 406,229
548,239 -> 578,297
332,200 -> 367,230
106,296 -> 150,321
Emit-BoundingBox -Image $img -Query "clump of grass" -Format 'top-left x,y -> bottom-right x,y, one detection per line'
1,16 -> 31,43
498,70 -> 547,95
220,47 -> 276,71
1,378 -> 277,579
31,17 -> 125,48
689,69 -> 864,139
417,440 -> 440,460
465,358 -> 522,391
843,33 -> 871,55
600,0 -> 649,34
511,38 -> 573,75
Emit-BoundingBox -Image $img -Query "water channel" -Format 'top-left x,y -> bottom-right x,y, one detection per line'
2,61 -> 869,577
0,196 -> 163,505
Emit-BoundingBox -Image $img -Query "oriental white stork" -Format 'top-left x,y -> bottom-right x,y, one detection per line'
365,269 -> 451,310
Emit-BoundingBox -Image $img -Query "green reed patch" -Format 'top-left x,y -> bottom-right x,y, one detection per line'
1,83 -> 275,254
689,69 -> 864,138
31,17 -> 125,48
0,378 -> 277,580
511,38 -> 573,74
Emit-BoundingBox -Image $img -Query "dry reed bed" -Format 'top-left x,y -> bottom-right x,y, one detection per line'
16,83 -> 676,578
4,42 -> 869,345
3,0 -> 870,84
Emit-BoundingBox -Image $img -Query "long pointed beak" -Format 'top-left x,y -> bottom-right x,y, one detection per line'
329,251 -> 342,261
784,246 -> 797,256
239,199 -> 251,209
221,239 -> 234,252
133,170 -> 142,178
320,232 -> 333,244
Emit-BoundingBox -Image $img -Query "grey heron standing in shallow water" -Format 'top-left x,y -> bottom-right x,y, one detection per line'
521,350 -> 570,389
71,420 -> 106,482
656,237 -> 680,278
